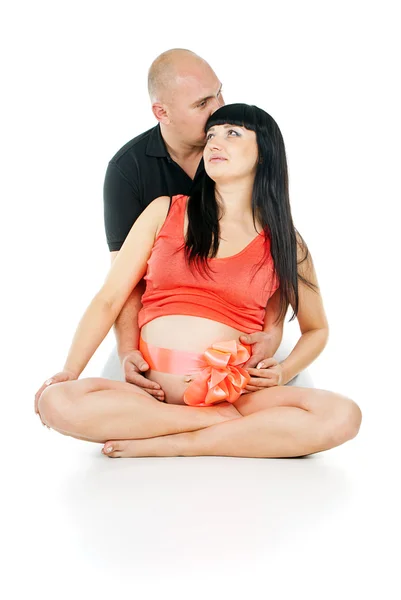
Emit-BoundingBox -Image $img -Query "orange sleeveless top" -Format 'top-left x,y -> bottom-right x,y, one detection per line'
137,194 -> 280,333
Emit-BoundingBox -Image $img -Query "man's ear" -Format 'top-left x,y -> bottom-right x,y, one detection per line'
152,103 -> 170,124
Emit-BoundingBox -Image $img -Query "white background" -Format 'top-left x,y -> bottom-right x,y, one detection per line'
2,1 -> 400,598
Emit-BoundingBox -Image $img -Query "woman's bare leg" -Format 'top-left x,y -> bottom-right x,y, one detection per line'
103,386 -> 362,458
38,377 -> 241,443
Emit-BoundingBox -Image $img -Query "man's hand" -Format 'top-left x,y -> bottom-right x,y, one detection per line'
239,331 -> 277,368
120,350 -> 165,401
243,357 -> 284,392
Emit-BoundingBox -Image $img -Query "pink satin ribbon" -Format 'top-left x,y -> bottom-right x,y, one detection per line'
183,340 -> 251,407
139,337 -> 208,375
139,337 -> 251,407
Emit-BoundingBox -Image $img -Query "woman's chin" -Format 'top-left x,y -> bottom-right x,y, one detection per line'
204,168 -> 229,183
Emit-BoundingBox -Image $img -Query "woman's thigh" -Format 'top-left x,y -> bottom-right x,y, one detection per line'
234,385 -> 357,422
38,377 -> 156,424
38,377 -> 163,441
57,377 -> 155,400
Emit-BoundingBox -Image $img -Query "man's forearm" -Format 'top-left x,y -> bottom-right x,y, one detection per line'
113,281 -> 145,360
261,321 -> 284,357
262,292 -> 284,357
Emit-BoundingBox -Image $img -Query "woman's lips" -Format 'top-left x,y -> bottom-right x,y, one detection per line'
209,157 -> 227,162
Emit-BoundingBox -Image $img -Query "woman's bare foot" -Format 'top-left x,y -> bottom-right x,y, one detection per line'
102,401 -> 242,458
102,438 -> 169,458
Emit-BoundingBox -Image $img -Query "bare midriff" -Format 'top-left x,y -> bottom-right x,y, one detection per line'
140,315 -> 248,405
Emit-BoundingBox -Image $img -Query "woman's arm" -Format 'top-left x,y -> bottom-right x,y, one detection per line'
62,196 -> 170,378
279,236 -> 329,385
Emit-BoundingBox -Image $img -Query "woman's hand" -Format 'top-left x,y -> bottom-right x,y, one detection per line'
243,357 -> 284,392
34,370 -> 77,422
120,350 -> 165,401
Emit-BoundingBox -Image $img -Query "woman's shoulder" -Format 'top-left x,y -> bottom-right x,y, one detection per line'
152,195 -> 188,238
150,194 -> 188,212
150,195 -> 171,209
146,196 -> 170,238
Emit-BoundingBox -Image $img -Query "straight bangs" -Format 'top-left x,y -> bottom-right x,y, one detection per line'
205,103 -> 260,133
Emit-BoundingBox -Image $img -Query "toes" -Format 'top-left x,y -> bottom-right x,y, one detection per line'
102,441 -> 121,458
102,439 -> 149,458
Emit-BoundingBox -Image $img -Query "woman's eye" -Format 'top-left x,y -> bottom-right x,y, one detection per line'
206,130 -> 239,141
199,100 -> 207,108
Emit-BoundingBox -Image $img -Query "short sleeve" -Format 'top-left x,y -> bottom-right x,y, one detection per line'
103,160 -> 142,251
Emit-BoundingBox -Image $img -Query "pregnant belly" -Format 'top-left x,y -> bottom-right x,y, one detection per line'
140,315 -> 250,405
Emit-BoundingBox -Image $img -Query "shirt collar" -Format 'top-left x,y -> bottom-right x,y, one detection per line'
145,123 -> 206,176
146,123 -> 170,159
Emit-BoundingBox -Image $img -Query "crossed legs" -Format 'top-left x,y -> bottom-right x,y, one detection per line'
38,377 -> 362,458
38,377 -> 240,442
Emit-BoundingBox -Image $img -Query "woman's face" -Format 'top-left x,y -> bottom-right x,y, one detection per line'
203,124 -> 259,183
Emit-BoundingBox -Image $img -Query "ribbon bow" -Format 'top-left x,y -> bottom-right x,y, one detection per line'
183,340 -> 251,407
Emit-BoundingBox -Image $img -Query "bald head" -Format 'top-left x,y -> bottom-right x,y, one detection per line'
147,49 -> 223,148
148,48 -> 213,103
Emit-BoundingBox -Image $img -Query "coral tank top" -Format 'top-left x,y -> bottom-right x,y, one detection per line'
137,194 -> 280,333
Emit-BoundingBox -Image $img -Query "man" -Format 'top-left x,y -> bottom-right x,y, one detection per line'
101,48 -> 313,399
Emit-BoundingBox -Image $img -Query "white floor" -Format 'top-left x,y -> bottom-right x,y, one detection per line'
4,375 -> 399,600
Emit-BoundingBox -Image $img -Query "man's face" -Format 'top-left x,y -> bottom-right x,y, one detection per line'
166,65 -> 225,147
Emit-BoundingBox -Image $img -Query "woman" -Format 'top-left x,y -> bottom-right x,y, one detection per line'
35,104 -> 362,458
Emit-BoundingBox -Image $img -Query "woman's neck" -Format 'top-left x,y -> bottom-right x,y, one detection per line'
215,181 -> 254,220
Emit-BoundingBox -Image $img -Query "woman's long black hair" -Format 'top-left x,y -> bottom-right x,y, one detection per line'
184,103 -> 318,324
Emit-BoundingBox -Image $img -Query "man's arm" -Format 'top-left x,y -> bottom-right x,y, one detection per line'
103,161 -> 165,398
104,160 -> 146,360
110,251 -> 144,360
262,288 -> 284,356
240,288 -> 284,368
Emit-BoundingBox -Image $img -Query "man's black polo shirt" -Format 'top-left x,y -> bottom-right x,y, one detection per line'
103,123 -> 205,251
